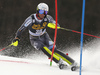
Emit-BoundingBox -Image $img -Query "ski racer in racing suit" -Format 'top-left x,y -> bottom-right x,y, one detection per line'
13,3 -> 78,69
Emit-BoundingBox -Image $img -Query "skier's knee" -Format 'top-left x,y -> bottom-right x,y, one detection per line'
48,41 -> 56,50
33,42 -> 44,50
42,46 -> 60,63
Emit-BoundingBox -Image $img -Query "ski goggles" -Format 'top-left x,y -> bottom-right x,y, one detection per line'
39,10 -> 48,15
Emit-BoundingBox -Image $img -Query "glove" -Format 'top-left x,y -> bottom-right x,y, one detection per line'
12,38 -> 20,46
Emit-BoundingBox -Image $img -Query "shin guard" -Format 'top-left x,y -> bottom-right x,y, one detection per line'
55,50 -> 75,65
41,46 -> 60,63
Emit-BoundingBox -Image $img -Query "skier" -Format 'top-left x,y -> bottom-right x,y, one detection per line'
12,3 -> 78,70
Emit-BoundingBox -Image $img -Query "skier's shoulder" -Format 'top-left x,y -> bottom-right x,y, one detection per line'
46,15 -> 54,22
47,15 -> 53,19
27,13 -> 36,19
23,14 -> 35,27
24,13 -> 36,22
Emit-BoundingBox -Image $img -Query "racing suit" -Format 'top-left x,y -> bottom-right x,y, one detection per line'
15,13 -> 75,65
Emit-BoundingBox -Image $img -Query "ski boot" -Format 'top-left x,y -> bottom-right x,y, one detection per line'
58,59 -> 67,69
71,62 -> 80,71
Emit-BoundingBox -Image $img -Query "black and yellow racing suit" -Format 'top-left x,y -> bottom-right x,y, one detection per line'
15,13 -> 75,65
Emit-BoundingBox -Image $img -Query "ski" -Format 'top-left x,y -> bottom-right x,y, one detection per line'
59,64 -> 80,71
71,66 -> 80,71
59,64 -> 67,69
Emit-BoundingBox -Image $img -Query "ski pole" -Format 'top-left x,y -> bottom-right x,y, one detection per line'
47,23 -> 100,38
0,41 -> 18,52
0,44 -> 12,52
60,27 -> 100,38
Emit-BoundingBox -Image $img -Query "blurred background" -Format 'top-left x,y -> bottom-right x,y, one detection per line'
0,0 -> 100,57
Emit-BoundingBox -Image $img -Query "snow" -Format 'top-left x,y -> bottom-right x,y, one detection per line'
0,39 -> 100,75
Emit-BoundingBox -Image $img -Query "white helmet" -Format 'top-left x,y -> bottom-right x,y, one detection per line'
37,3 -> 49,12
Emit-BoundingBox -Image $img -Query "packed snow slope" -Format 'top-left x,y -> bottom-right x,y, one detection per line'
0,39 -> 100,75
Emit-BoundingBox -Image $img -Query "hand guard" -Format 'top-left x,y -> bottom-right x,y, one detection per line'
12,38 -> 20,46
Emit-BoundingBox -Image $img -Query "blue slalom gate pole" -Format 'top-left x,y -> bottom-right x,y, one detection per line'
80,0 -> 86,75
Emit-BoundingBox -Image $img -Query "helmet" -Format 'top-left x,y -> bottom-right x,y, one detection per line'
37,3 -> 49,14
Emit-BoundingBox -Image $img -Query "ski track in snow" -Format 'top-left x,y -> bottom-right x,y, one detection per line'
0,39 -> 100,75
